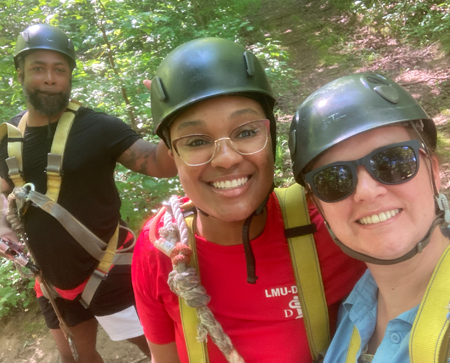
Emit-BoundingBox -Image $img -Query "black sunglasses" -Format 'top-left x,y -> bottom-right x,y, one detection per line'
304,139 -> 424,203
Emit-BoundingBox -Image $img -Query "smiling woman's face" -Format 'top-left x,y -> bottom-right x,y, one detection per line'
312,125 -> 440,260
169,95 -> 274,223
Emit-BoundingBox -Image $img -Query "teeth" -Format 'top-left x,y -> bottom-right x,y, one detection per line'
359,209 -> 400,225
212,177 -> 249,190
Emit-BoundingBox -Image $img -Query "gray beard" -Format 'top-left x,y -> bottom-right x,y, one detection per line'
24,88 -> 71,116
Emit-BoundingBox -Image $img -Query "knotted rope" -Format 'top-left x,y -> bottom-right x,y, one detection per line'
6,186 -> 29,240
152,195 -> 244,363
5,186 -> 33,277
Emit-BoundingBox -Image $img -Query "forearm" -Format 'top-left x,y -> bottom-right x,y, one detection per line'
148,340 -> 181,363
117,139 -> 177,178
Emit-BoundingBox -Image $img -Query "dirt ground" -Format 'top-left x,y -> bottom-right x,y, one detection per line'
1,1 -> 449,362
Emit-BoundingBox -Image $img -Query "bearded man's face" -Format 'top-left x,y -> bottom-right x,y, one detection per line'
20,50 -> 72,116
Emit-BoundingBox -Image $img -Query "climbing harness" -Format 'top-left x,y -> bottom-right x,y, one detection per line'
148,183 -> 329,363
0,101 -> 134,361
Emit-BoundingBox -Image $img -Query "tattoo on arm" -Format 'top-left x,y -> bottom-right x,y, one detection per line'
118,139 -> 159,175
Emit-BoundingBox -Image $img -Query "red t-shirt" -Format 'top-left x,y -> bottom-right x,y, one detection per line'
132,193 -> 366,363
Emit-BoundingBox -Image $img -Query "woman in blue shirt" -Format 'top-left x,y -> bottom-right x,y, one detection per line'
288,73 -> 450,362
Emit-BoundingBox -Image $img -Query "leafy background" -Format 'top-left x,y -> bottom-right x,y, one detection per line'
0,0 -> 449,322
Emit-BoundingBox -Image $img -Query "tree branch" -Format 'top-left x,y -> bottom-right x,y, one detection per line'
94,0 -> 138,131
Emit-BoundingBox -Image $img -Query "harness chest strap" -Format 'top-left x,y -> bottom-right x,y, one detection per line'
3,101 -> 80,202
179,184 -> 329,362
2,102 -> 131,307
345,244 -> 450,363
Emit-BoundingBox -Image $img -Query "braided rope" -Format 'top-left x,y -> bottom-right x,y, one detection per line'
154,196 -> 244,363
6,187 -> 28,241
5,187 -> 34,278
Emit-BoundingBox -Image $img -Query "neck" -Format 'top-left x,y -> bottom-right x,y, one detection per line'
26,103 -> 67,127
366,228 -> 449,353
368,227 -> 449,320
196,209 -> 267,246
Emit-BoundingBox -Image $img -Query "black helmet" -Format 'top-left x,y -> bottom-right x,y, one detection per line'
289,73 -> 436,186
14,24 -> 76,70
151,37 -> 276,147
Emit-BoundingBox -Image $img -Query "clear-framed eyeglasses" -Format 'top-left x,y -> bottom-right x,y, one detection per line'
171,119 -> 270,166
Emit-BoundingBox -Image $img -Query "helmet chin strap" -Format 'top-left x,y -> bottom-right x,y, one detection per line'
325,213 -> 445,265
196,184 -> 274,284
315,120 -> 450,265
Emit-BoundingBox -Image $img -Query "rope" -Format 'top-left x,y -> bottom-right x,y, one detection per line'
155,195 -> 244,363
6,187 -> 34,277
6,186 -> 28,239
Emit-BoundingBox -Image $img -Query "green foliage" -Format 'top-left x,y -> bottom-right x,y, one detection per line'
0,260 -> 34,317
0,0 -> 273,229
0,0 -> 298,317
342,0 -> 450,48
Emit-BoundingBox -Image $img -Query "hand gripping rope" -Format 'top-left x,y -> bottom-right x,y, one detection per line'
149,195 -> 245,363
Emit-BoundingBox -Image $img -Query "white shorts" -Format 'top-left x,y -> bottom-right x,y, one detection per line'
95,305 -> 144,341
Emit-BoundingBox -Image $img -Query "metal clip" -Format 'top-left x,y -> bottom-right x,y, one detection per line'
436,193 -> 450,224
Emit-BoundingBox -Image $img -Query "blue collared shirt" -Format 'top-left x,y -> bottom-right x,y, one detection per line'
323,269 -> 419,363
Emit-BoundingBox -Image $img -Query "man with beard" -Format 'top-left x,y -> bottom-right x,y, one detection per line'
0,24 -> 176,363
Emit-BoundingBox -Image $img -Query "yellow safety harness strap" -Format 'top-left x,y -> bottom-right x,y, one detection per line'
345,327 -> 362,363
410,244 -> 450,363
274,184 -> 330,361
2,101 -> 80,201
81,225 -> 120,307
345,245 -> 450,362
0,122 -> 26,187
46,101 -> 80,201
180,214 -> 209,363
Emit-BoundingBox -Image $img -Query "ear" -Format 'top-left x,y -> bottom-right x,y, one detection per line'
168,148 -> 174,159
431,155 -> 441,190
17,68 -> 24,85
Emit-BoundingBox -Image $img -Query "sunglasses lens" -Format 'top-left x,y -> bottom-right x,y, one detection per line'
371,146 -> 417,183
313,165 -> 354,202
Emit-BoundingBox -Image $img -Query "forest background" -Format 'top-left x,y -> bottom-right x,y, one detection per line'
0,0 -> 449,360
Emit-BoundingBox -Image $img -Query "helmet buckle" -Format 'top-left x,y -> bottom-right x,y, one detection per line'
436,193 -> 450,224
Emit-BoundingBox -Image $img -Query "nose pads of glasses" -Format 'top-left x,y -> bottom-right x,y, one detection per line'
214,138 -> 241,156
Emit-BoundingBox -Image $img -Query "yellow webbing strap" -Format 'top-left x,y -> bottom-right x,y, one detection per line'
345,245 -> 450,362
46,101 -> 80,202
2,102 -> 80,200
345,327 -> 361,363
410,244 -> 450,363
274,184 -> 330,361
80,224 -> 120,307
97,225 -> 119,272
180,214 -> 209,363
0,122 -> 26,187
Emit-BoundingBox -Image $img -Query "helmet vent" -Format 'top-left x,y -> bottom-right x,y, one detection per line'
22,31 -> 30,43
243,51 -> 255,76
366,75 -> 389,86
374,85 -> 399,104
153,76 -> 167,102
